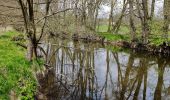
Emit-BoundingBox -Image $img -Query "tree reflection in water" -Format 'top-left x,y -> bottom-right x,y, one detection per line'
37,39 -> 170,100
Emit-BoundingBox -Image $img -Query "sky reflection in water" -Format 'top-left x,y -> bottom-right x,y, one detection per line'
38,40 -> 170,100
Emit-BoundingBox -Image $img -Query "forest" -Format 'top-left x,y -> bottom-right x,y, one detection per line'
0,0 -> 170,99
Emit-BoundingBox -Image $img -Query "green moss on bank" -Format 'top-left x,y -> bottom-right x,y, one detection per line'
0,31 -> 37,100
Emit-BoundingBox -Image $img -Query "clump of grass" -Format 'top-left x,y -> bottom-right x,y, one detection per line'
0,31 -> 37,99
98,32 -> 130,41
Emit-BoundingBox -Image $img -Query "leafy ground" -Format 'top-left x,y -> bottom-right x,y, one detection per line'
0,31 -> 37,100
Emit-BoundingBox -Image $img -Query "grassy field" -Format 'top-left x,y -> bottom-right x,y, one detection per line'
97,24 -> 130,34
97,24 -> 170,46
0,31 -> 37,99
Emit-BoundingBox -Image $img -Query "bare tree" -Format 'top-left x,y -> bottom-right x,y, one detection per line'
17,0 -> 52,61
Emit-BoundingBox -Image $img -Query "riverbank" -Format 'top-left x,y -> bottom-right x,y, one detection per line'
0,30 -> 169,99
48,30 -> 170,57
97,32 -> 170,57
0,31 -> 37,99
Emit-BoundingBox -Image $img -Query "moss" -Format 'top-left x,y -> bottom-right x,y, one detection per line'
0,31 -> 37,99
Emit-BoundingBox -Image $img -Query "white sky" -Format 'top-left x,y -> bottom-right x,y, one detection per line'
98,0 -> 164,19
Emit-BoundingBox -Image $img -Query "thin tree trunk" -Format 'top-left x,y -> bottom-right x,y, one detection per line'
129,0 -> 136,40
108,0 -> 115,32
94,0 -> 102,32
112,0 -> 128,33
150,0 -> 155,21
163,0 -> 170,39
81,0 -> 87,26
74,0 -> 79,33
142,0 -> 150,44
27,38 -> 33,61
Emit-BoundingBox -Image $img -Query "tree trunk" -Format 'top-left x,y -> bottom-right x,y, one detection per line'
108,0 -> 115,32
112,0 -> 127,33
26,32 -> 38,61
142,0 -> 150,44
27,38 -> 33,61
129,0 -> 136,40
81,0 -> 87,26
74,0 -> 79,33
94,0 -> 102,32
150,0 -> 155,21
163,0 -> 170,38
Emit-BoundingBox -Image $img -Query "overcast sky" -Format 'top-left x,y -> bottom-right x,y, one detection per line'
98,0 -> 164,18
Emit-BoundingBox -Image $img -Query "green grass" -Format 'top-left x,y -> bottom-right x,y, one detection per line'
97,24 -> 130,34
148,34 -> 170,46
98,32 -> 130,41
148,20 -> 170,45
96,25 -> 130,42
97,25 -> 109,32
0,31 -> 37,99
97,23 -> 170,46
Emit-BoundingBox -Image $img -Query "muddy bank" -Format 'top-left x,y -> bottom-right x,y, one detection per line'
114,41 -> 170,57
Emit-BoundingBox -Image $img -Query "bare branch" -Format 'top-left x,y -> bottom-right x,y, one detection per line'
36,8 -> 72,24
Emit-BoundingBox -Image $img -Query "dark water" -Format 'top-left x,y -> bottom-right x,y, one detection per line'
38,39 -> 170,100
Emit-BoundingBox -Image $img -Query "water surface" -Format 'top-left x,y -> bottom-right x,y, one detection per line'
38,39 -> 170,100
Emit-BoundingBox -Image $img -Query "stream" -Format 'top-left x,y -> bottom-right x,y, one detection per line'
37,38 -> 170,100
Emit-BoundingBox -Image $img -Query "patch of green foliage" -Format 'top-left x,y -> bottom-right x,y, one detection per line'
97,22 -> 170,46
96,24 -> 130,34
118,25 -> 130,34
98,32 -> 130,41
149,35 -> 170,46
96,25 -> 108,32
147,20 -> 170,46
0,31 -> 37,100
